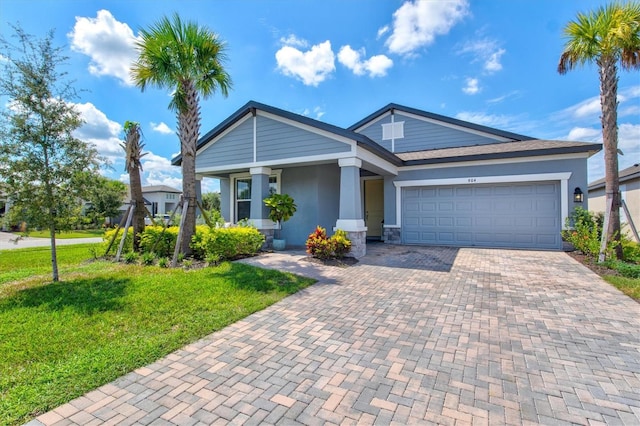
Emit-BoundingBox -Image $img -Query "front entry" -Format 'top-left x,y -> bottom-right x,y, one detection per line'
364,179 -> 384,239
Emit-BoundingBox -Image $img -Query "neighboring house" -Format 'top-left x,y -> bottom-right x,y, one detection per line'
588,163 -> 640,235
141,185 -> 182,216
114,185 -> 182,223
174,101 -> 601,257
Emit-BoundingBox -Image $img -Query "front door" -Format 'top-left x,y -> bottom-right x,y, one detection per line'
364,179 -> 384,239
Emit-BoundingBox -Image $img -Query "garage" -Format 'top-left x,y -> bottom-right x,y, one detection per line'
402,181 -> 561,249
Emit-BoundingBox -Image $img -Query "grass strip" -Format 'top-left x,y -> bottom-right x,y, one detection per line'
0,247 -> 314,425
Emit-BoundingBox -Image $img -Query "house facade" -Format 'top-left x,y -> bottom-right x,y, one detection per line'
178,101 -> 601,257
588,163 -> 640,238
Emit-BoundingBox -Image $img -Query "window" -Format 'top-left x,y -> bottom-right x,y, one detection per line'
232,171 -> 281,223
236,178 -> 251,222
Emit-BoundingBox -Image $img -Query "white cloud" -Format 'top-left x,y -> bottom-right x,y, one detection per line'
151,122 -> 173,135
567,127 -> 600,141
301,106 -> 326,120
385,0 -> 469,56
455,111 -> 517,129
140,152 -> 182,189
377,25 -> 390,39
279,34 -> 308,48
462,77 -> 480,95
458,38 -> 505,74
561,86 -> 640,120
72,102 -> 123,162
68,9 -> 139,86
337,45 -> 393,78
275,40 -> 336,86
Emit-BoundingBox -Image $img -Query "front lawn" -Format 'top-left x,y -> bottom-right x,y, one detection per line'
0,244 -> 314,425
13,229 -> 105,239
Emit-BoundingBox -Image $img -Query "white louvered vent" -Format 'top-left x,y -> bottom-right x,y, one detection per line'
382,121 -> 404,141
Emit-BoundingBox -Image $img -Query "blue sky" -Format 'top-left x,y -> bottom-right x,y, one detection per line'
2,0 -> 638,193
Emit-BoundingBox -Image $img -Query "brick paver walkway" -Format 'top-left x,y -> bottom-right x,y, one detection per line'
28,245 -> 640,425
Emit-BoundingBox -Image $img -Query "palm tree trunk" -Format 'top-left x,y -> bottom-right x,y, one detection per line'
598,56 -> 623,259
130,163 -> 145,252
178,79 -> 201,256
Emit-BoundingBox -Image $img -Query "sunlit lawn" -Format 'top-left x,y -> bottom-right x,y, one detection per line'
0,244 -> 314,425
604,275 -> 640,301
13,229 -> 105,239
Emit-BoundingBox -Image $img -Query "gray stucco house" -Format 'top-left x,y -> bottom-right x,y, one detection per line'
177,101 -> 601,257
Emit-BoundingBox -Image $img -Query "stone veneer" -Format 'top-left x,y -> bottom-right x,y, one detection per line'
345,230 -> 367,258
383,227 -> 401,244
258,228 -> 274,250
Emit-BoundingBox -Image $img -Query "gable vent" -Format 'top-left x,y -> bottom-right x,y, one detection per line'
382,121 -> 404,141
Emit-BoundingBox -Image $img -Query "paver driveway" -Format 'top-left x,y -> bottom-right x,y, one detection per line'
30,245 -> 640,425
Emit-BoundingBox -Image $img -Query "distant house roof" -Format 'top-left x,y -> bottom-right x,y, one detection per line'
142,185 -> 182,194
348,103 -> 535,142
589,163 -> 640,191
397,140 -> 601,165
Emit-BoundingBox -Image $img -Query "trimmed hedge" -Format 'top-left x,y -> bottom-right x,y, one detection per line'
191,225 -> 265,260
103,225 -> 265,262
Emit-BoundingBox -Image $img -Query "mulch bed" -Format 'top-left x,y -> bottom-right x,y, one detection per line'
301,256 -> 359,268
565,249 -> 620,278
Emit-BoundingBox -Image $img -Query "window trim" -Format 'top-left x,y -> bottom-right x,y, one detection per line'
230,169 -> 282,223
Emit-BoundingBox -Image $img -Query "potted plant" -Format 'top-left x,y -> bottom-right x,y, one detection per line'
263,193 -> 297,250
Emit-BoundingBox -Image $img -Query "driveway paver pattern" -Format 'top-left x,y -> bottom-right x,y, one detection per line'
28,245 -> 640,425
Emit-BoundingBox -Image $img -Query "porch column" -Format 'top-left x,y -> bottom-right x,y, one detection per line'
250,167 -> 275,247
195,174 -> 203,216
335,158 -> 367,258
219,178 -> 231,223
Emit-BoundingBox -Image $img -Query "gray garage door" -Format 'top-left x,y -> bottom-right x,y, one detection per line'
402,181 -> 561,249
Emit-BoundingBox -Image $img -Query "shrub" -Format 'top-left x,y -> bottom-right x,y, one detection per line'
306,226 -> 334,259
141,252 -> 156,266
563,207 -> 608,259
607,260 -> 640,278
190,226 -> 264,261
305,226 -> 351,259
139,226 -> 179,258
123,251 -> 138,264
331,229 -> 352,258
622,239 -> 640,264
102,227 -> 133,255
157,257 -> 170,268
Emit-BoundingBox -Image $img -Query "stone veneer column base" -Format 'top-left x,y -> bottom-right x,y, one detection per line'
258,228 -> 274,250
383,227 -> 401,244
345,230 -> 367,258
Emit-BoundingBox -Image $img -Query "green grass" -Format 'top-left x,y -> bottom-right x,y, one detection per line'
604,275 -> 640,301
0,245 -> 314,426
0,244 -> 101,285
14,229 -> 105,239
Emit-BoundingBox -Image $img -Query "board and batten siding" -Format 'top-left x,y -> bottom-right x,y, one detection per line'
357,112 -> 504,153
196,118 -> 253,168
256,115 -> 351,162
196,114 -> 352,170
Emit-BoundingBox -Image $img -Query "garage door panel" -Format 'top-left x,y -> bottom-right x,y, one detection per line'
402,181 -> 561,249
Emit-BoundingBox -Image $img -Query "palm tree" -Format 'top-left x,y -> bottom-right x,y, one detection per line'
121,121 -> 147,252
558,1 -> 640,259
131,14 -> 231,256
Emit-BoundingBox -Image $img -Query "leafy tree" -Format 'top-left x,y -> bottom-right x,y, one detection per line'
85,176 -> 127,226
201,191 -> 221,212
0,26 -> 100,281
131,14 -> 232,255
558,1 -> 640,259
121,121 -> 147,251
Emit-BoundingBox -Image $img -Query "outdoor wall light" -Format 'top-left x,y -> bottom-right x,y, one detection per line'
573,187 -> 584,203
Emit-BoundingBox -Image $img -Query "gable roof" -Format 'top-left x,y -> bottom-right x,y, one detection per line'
589,163 -> 640,191
348,103 -> 535,142
142,185 -> 182,193
173,100 -> 402,167
398,140 -> 602,165
174,100 -> 601,170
